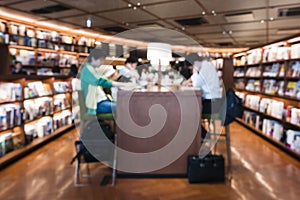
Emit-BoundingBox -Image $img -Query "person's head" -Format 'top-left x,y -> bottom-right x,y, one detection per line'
70,64 -> 78,72
88,48 -> 106,67
185,53 -> 204,72
15,61 -> 22,71
125,57 -> 138,69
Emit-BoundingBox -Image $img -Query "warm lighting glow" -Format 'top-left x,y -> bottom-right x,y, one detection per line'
95,41 -> 102,46
233,52 -> 246,57
147,43 -> 172,66
288,36 -> 300,43
263,41 -> 286,49
0,9 -> 35,23
35,21 -> 71,31
71,29 -> 99,38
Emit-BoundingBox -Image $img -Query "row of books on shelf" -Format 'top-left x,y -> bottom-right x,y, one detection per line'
53,110 -> 72,130
24,110 -> 72,144
0,96 -> 72,132
236,79 -> 300,98
263,63 -> 285,77
53,94 -> 71,112
24,98 -> 53,121
25,82 -> 52,98
0,109 -> 73,158
0,83 -> 22,103
0,81 -> 72,103
243,111 -> 300,153
0,21 -> 95,46
244,94 -> 300,126
234,44 -> 300,66
234,61 -> 300,78
53,82 -> 72,93
0,104 -> 22,131
0,131 -> 22,157
10,48 -> 79,67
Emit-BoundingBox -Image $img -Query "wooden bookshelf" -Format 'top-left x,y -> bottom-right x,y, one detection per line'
0,124 -> 74,169
0,75 -> 74,169
233,34 -> 300,159
236,118 -> 300,160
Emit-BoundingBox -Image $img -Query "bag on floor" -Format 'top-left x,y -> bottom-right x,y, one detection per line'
224,88 -> 244,125
187,154 -> 225,183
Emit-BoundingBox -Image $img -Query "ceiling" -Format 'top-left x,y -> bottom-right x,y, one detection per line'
1,0 -> 300,48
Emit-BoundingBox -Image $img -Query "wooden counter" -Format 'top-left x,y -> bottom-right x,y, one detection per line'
116,87 -> 202,175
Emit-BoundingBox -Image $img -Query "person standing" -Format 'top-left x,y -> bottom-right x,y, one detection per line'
183,53 -> 223,137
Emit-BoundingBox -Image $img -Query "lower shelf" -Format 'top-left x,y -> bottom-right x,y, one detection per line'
0,124 -> 74,169
235,118 -> 300,161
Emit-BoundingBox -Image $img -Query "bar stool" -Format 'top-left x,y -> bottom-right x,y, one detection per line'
201,113 -> 232,180
74,90 -> 117,186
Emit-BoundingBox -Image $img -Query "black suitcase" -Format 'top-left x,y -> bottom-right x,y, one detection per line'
187,154 -> 225,183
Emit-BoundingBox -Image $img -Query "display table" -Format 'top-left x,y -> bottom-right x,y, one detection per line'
115,87 -> 202,175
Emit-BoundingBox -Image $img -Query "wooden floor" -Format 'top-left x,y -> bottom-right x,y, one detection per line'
0,122 -> 300,200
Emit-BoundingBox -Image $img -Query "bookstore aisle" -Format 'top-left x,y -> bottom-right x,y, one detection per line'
0,122 -> 299,200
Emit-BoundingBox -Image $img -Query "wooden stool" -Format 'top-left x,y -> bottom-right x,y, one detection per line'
201,113 -> 232,180
75,90 -> 117,186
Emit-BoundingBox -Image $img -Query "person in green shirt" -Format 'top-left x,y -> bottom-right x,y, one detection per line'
80,48 -> 136,115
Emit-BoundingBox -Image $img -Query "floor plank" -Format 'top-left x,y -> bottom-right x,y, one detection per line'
0,122 -> 299,200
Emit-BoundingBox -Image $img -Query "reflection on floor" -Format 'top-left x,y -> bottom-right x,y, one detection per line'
0,122 -> 299,200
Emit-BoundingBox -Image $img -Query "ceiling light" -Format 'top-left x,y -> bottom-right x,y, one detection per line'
137,2 -> 141,6
86,17 -> 92,28
260,19 -> 265,23
212,10 -> 215,14
270,17 -> 274,21
133,6 -> 137,10
222,31 -> 226,35
181,27 -> 185,30
95,41 -> 101,46
128,3 -> 132,7
202,11 -> 206,15
229,30 -> 233,34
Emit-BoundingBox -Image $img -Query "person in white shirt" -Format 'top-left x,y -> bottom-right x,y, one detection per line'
183,53 -> 223,137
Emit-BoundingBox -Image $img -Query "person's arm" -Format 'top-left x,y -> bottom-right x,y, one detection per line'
81,65 -> 113,88
182,77 -> 192,86
111,81 -> 137,88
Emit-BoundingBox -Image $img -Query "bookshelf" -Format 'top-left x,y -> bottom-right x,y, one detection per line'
0,18 -> 129,76
0,75 -> 74,169
233,34 -> 300,160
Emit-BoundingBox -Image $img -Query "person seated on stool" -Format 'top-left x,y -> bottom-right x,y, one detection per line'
95,65 -> 119,114
80,48 -> 137,115
182,53 -> 222,138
